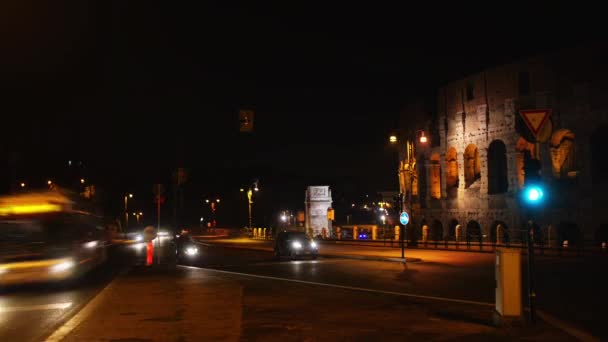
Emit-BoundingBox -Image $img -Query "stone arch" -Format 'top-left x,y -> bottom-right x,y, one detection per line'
591,125 -> 608,184
464,144 -> 481,188
429,153 -> 441,199
488,140 -> 509,194
490,220 -> 509,243
516,137 -> 536,188
446,147 -> 459,198
549,129 -> 576,179
448,218 -> 459,240
466,220 -> 482,241
431,219 -> 444,240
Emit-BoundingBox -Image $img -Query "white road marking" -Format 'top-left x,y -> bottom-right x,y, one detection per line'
182,266 -> 494,307
0,302 -> 72,313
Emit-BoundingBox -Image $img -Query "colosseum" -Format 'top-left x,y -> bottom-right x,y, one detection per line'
398,42 -> 608,246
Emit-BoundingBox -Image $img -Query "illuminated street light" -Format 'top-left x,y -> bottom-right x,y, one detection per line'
254,186 -> 259,192
240,188 -> 244,192
389,135 -> 398,144
124,194 -> 134,231
419,131 -> 428,143
216,199 -> 220,203
47,180 -> 52,186
20,182 -> 26,188
80,178 -> 85,184
281,214 -> 287,222
205,199 -> 210,203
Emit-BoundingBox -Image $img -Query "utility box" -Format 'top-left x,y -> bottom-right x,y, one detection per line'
495,248 -> 522,323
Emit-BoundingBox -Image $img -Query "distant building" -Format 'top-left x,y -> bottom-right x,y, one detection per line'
399,42 -> 608,244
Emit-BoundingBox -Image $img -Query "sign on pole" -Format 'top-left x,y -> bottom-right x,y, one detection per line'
399,211 -> 410,225
519,109 -> 552,140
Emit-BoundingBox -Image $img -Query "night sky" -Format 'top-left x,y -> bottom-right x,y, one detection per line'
0,2 -> 601,226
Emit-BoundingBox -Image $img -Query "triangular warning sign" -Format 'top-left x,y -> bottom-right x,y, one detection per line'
519,109 -> 551,139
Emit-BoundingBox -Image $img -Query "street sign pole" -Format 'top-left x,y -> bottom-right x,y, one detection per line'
399,210 -> 410,261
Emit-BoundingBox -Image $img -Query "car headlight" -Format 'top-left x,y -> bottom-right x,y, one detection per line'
135,234 -> 143,242
185,247 -> 199,256
310,241 -> 317,248
50,259 -> 75,273
292,241 -> 302,249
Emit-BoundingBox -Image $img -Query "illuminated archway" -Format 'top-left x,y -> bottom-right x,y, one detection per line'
516,138 -> 535,188
429,153 -> 441,199
550,129 -> 576,178
446,147 -> 459,197
464,144 -> 480,188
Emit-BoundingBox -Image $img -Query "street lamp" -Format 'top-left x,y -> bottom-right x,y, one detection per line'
20,182 -> 26,188
242,181 -> 260,229
80,178 -> 85,184
124,194 -> 133,231
390,129 -> 428,258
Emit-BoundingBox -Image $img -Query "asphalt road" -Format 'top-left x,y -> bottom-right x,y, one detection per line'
1,238 -> 604,340
186,242 -> 607,339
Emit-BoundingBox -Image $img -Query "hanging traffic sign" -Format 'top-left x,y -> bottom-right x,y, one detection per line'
399,211 -> 410,225
519,109 -> 552,140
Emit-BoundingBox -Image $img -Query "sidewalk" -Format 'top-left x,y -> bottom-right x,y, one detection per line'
48,264 -> 574,341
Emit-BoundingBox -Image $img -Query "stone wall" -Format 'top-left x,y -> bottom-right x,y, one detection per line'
402,43 -> 608,243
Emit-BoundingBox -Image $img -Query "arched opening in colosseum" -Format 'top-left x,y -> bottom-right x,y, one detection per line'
466,220 -> 482,242
488,140 -> 508,194
448,219 -> 459,240
431,219 -> 444,240
591,125 -> 608,184
516,138 -> 535,188
464,144 -> 481,188
446,147 -> 459,198
550,129 -> 576,179
429,153 -> 441,199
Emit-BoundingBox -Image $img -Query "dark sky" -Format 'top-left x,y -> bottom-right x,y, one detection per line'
1,2 -> 602,225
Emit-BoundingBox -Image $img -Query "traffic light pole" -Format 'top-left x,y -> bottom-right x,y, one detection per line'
526,217 -> 537,323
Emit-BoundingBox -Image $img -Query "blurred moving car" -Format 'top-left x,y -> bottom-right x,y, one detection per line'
274,231 -> 318,260
175,233 -> 200,263
0,191 -> 108,286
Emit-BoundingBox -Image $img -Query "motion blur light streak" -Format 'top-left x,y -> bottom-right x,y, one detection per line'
0,203 -> 62,216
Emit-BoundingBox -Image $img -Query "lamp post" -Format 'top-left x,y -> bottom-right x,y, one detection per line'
390,129 -> 427,256
124,193 -> 133,231
241,181 -> 259,229
133,211 -> 143,225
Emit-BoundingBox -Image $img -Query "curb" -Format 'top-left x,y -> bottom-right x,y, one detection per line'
197,241 -> 422,263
